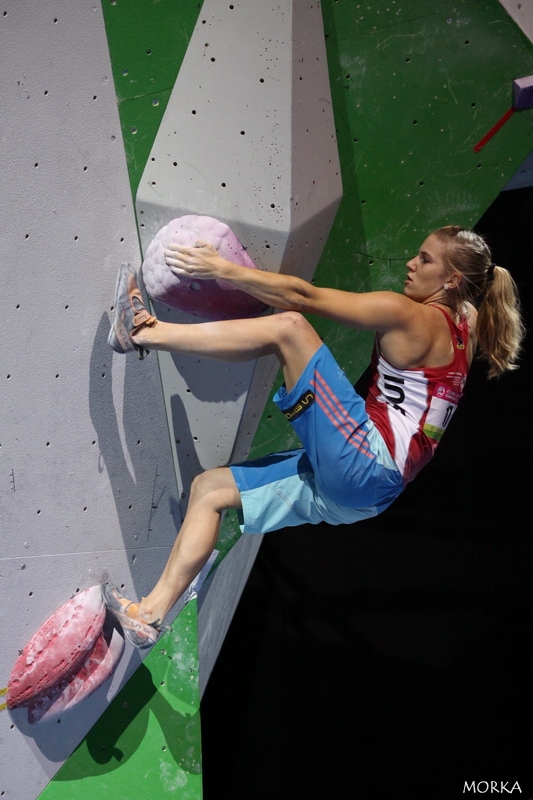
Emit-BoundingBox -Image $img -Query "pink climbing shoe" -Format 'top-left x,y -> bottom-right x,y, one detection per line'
107,262 -> 157,360
101,582 -> 168,649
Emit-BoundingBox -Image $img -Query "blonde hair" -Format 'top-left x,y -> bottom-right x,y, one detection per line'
433,226 -> 525,378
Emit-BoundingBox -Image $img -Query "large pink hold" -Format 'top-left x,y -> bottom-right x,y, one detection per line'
27,623 -> 124,724
141,215 -> 268,320
7,586 -> 105,709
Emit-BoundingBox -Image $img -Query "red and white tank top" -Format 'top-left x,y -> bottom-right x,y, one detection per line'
365,307 -> 470,484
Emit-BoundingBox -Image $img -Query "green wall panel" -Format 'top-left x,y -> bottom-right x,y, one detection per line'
101,0 -> 204,194
118,89 -> 173,194
323,0 -> 533,257
102,0 -> 201,101
325,0 -> 479,39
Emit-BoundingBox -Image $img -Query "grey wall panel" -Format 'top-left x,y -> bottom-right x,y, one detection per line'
135,0 -> 342,692
0,2 -> 179,797
197,532 -> 265,695
136,1 -> 341,274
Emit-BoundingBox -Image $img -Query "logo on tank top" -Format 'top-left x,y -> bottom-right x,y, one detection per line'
447,371 -> 466,390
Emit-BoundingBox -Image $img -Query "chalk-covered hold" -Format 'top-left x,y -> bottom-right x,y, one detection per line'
7,585 -> 106,709
141,215 -> 268,320
27,620 -> 124,724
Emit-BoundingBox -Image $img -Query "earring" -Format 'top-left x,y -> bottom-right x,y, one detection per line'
444,283 -> 450,290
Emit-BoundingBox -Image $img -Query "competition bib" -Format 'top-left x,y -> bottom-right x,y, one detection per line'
423,384 -> 461,441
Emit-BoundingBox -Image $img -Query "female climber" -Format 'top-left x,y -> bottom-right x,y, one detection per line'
104,225 -> 524,647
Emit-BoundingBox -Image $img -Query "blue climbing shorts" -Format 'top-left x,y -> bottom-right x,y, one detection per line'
230,344 -> 404,534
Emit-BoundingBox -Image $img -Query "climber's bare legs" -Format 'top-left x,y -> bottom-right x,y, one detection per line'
134,313 -> 323,622
132,310 -> 322,392
135,468 -> 240,623
115,312 -> 323,628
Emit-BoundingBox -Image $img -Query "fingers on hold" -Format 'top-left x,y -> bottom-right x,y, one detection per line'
165,244 -> 193,256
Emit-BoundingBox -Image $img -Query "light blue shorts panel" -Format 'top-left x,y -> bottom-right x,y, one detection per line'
230,450 -> 381,534
230,346 -> 404,536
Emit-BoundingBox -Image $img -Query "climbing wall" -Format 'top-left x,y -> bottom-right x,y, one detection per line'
1,0 -> 532,799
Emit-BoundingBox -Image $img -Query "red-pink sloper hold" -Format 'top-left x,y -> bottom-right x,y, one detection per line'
27,624 -> 125,724
7,585 -> 105,709
141,215 -> 268,321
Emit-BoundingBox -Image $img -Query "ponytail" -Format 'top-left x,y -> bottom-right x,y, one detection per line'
476,266 -> 525,378
433,226 -> 525,379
